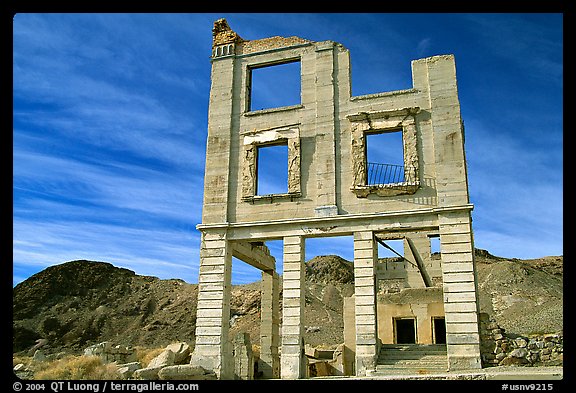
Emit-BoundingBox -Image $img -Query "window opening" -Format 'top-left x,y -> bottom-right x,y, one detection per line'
257,143 -> 288,195
395,318 -> 417,344
249,60 -> 301,111
365,130 -> 406,185
429,235 -> 441,258
432,317 -> 447,344
377,238 -> 404,259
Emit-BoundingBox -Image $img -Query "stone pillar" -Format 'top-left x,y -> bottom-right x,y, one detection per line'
342,295 -> 356,376
189,230 -> 233,379
259,270 -> 279,378
313,41 -> 338,217
353,231 -> 378,376
280,236 -> 305,379
439,211 -> 482,370
234,333 -> 254,380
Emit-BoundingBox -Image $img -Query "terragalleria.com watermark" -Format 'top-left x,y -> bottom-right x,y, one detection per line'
13,381 -> 199,393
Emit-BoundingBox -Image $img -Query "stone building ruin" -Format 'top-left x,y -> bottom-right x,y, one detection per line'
190,18 -> 482,379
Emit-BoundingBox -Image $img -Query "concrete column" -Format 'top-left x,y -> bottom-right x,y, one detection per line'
418,54 -> 471,208
234,333 -> 254,380
189,230 -> 233,379
259,270 -> 279,378
202,55 -> 235,224
353,231 -> 378,376
439,211 -> 482,370
280,236 -> 306,379
313,41 -> 338,217
342,295 -> 356,376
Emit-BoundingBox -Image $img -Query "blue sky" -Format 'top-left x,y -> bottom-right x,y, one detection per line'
12,13 -> 563,286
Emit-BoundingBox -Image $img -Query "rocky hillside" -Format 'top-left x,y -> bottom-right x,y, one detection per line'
13,261 -> 199,354
474,250 -> 563,335
13,250 -> 562,356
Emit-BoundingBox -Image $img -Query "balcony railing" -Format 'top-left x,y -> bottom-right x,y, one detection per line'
367,162 -> 417,186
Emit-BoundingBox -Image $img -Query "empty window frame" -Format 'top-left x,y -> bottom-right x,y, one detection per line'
256,142 -> 289,195
429,235 -> 441,256
365,130 -> 406,185
241,126 -> 301,201
248,60 -> 301,111
347,108 -> 420,198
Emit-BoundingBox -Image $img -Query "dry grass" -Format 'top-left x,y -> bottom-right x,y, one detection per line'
13,355 -> 32,368
134,346 -> 165,367
33,355 -> 122,380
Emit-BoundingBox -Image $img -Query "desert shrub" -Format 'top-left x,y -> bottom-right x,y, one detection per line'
34,355 -> 121,380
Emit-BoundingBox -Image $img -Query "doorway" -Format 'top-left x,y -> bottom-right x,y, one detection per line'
394,318 -> 416,344
432,317 -> 447,344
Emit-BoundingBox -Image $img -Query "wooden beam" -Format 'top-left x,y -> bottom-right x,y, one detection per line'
231,241 -> 276,272
405,236 -> 433,287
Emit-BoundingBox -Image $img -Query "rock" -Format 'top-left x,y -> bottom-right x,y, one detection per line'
165,342 -> 191,364
500,355 -> 529,366
83,341 -> 136,364
510,348 -> 529,358
134,367 -> 162,380
134,350 -> 176,380
148,349 -> 175,369
117,362 -> 141,379
515,337 -> 528,348
32,349 -> 46,362
158,365 -> 217,380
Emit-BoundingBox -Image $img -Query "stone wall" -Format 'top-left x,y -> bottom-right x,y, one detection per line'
84,341 -> 136,364
479,313 -> 563,367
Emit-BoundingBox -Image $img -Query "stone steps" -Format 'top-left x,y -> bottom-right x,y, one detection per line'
373,344 -> 448,375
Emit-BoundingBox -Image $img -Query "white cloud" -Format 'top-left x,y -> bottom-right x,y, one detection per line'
416,37 -> 432,57
12,219 -> 202,285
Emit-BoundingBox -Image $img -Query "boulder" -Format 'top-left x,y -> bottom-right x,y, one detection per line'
134,367 -> 162,380
134,350 -> 176,380
514,337 -> 528,348
158,365 -> 217,380
148,349 -> 175,369
510,347 -> 529,358
117,362 -> 141,379
32,349 -> 46,362
165,342 -> 191,364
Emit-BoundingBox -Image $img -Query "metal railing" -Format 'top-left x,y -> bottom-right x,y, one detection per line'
367,162 -> 416,186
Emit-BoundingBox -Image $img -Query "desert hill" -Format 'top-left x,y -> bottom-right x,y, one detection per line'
13,250 -> 562,356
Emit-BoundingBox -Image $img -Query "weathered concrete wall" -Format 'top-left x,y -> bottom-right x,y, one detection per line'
204,44 -> 463,225
377,295 -> 445,345
197,19 -> 481,379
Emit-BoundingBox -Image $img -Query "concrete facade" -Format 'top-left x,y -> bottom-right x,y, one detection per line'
191,18 -> 482,378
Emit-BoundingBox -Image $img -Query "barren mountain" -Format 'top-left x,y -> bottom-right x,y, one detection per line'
13,250 -> 562,356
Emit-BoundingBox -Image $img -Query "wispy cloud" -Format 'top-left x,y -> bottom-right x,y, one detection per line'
461,13 -> 563,86
416,37 -> 432,57
13,13 -> 563,288
466,117 -> 563,259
